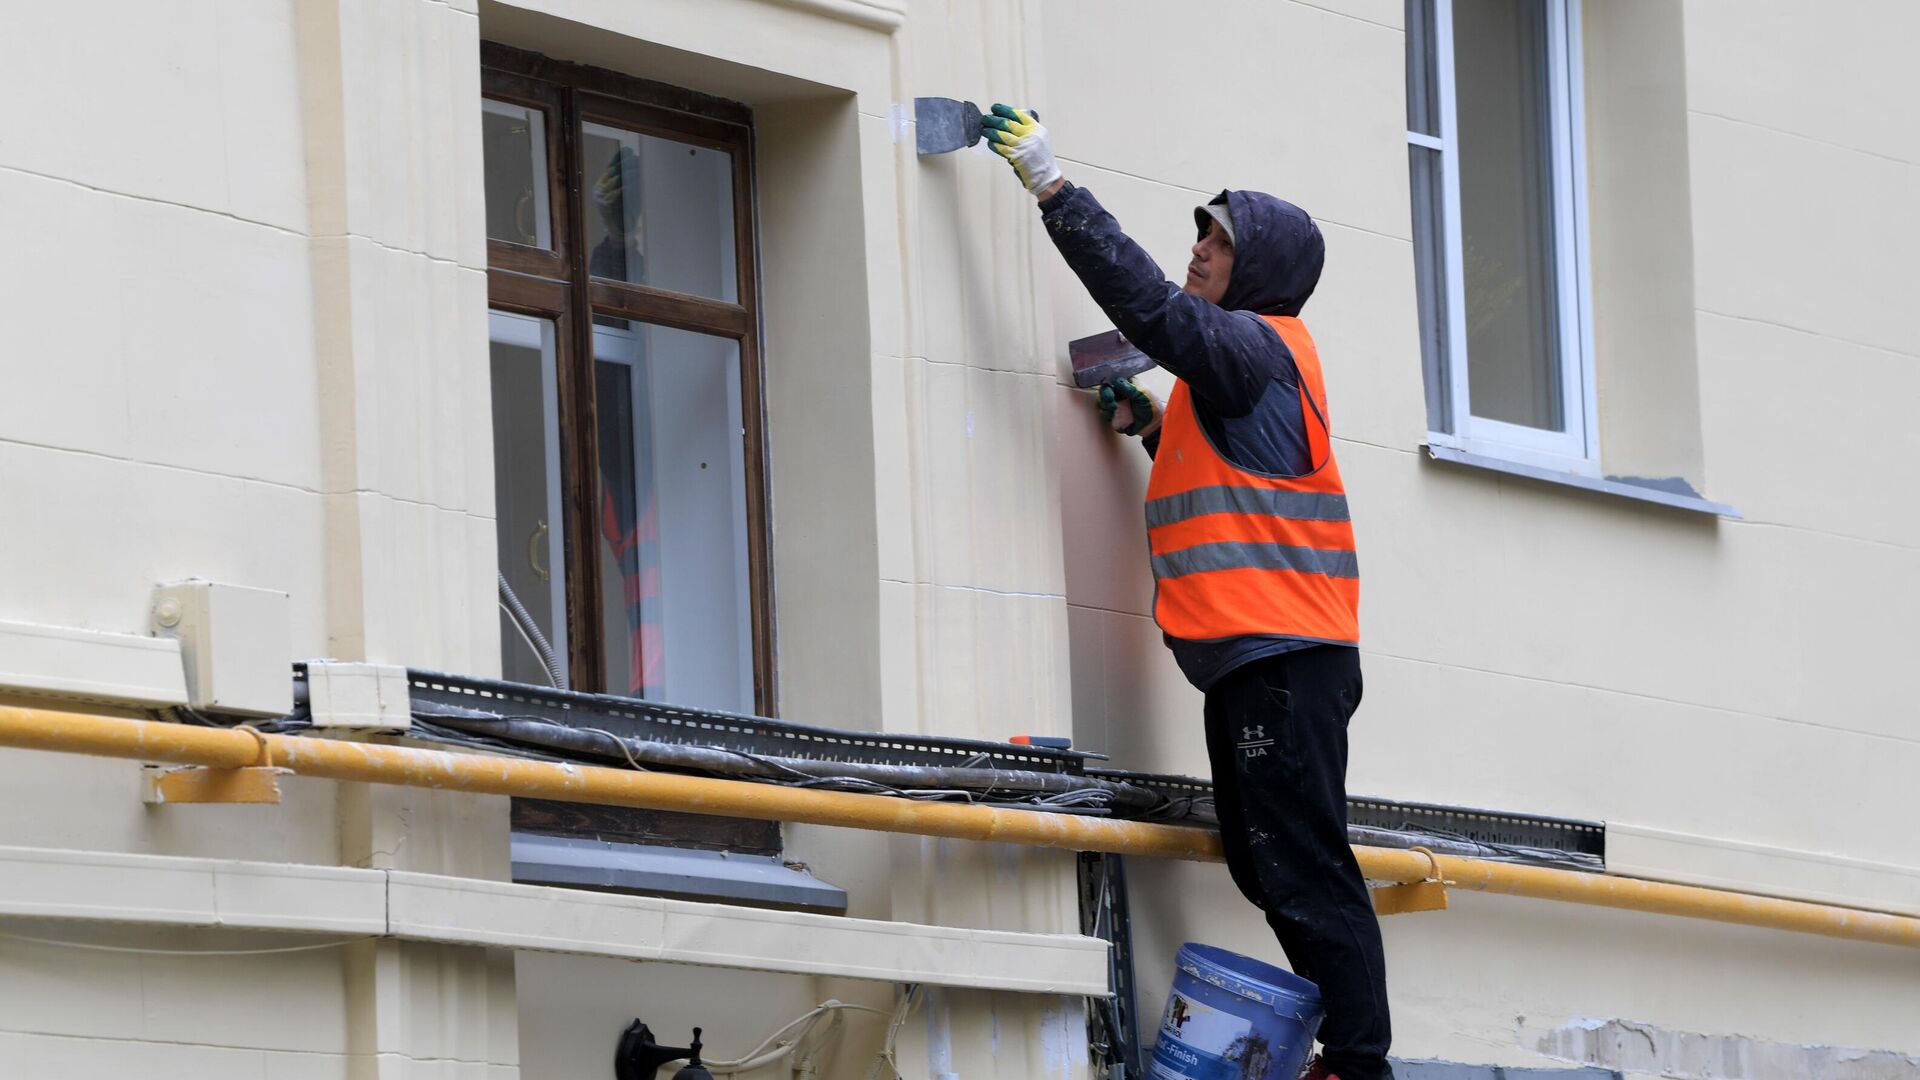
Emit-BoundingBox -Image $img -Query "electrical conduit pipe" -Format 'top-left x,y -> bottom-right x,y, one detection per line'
2,704 -> 1916,950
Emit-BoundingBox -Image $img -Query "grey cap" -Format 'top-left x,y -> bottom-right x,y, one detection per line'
1195,201 -> 1235,243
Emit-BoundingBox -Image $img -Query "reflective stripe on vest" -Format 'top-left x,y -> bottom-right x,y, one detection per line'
1144,487 -> 1350,529
1144,314 -> 1360,644
1151,541 -> 1359,582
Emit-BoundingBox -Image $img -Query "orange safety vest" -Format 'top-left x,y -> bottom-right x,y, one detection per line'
1144,315 -> 1360,645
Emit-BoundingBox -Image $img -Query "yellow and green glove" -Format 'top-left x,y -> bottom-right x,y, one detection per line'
981,104 -> 1062,196
1097,378 -> 1162,437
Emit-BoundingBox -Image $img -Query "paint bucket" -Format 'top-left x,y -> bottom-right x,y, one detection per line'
1149,942 -> 1322,1080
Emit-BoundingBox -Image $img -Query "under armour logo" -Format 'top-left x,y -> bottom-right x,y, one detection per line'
1238,725 -> 1275,758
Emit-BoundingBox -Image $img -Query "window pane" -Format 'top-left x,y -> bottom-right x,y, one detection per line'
482,100 -> 552,249
1453,0 -> 1564,432
1405,0 -> 1442,136
489,312 -> 569,687
581,123 -> 739,302
1409,144 -> 1451,432
592,322 -> 751,711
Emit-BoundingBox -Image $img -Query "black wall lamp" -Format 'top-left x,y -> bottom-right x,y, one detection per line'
615,1020 -> 715,1080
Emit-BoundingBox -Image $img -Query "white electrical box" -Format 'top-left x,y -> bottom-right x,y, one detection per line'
151,580 -> 293,718
306,661 -> 412,731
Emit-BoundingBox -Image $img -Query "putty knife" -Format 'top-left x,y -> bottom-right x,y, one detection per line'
914,97 -> 986,155
1068,330 -> 1156,388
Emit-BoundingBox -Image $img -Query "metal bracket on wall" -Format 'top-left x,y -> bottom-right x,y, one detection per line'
141,725 -> 287,805
1372,846 -> 1453,916
142,763 -> 288,805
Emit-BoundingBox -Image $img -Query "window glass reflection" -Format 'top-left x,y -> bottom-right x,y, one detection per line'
592,321 -> 750,711
582,123 -> 738,302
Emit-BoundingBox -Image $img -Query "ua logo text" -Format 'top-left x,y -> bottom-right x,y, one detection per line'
1237,724 -> 1275,759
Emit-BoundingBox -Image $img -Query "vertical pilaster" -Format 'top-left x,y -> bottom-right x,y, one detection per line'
880,1 -> 1089,1075
295,1 -> 517,1075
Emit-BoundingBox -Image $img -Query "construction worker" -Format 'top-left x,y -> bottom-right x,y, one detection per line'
984,105 -> 1391,1080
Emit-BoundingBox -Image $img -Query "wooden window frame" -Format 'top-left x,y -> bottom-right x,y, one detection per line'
481,43 -> 776,715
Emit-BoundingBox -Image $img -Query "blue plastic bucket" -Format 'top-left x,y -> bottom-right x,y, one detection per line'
1149,943 -> 1323,1080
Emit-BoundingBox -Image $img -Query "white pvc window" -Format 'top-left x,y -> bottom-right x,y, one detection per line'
481,99 -> 552,249
1408,0 -> 1597,473
488,310 -> 569,687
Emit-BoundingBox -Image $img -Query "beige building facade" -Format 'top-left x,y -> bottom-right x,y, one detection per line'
0,0 -> 1915,1078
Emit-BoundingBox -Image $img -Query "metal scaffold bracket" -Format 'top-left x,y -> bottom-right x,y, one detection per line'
1371,846 -> 1451,916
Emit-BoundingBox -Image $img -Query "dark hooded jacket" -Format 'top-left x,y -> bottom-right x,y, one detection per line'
1038,182 -> 1340,691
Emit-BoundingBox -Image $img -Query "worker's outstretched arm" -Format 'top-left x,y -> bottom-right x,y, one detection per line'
1038,182 -> 1285,418
981,105 -> 1290,417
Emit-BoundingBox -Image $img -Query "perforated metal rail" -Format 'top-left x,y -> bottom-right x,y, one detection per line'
1093,766 -> 1605,862
400,668 -> 1098,775
290,666 -> 1606,865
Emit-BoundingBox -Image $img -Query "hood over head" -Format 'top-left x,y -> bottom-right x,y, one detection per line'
1193,189 -> 1324,316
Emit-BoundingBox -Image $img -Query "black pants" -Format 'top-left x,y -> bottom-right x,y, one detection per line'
1202,646 -> 1392,1080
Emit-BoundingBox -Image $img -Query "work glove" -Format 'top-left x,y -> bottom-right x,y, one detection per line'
981,104 -> 1062,196
1097,378 -> 1162,437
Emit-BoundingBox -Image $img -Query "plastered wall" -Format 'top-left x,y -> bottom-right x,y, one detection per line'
1043,0 -> 1920,1070
0,0 -> 1098,1068
1,0 -> 1916,1077
517,955 -> 894,1080
0,0 -> 516,1076
0,0 -> 503,881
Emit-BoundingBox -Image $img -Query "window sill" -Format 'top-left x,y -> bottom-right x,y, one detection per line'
1422,444 -> 1740,518
512,832 -> 847,915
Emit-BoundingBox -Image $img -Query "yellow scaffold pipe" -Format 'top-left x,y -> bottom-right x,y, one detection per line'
2,703 -> 1917,950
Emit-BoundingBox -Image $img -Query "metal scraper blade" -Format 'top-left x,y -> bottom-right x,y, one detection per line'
1068,330 -> 1155,388
915,97 -> 983,155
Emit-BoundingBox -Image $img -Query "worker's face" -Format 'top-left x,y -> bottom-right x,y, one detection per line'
1183,219 -> 1233,305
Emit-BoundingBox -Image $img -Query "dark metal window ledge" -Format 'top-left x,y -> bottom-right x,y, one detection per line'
1423,445 -> 1740,518
512,833 -> 848,915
